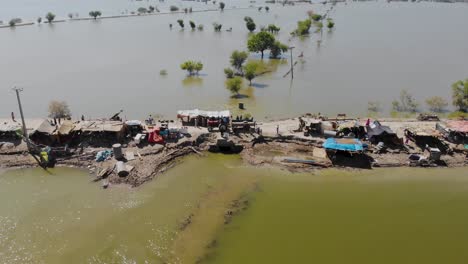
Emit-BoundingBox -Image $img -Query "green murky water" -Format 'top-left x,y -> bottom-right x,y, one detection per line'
204,167 -> 468,264
1,157 -> 468,263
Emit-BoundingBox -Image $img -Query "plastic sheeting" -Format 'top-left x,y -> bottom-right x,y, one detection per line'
322,138 -> 364,152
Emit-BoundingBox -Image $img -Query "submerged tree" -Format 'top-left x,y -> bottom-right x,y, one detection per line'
327,18 -> 335,29
212,22 -> 222,32
170,6 -> 179,11
247,31 -> 275,59
226,77 -> 243,95
451,79 -> 468,112
265,6 -> 270,12
89,11 -> 102,19
425,96 -> 448,113
48,100 -> 71,118
180,60 -> 203,75
189,20 -> 196,30
293,19 -> 312,36
244,61 -> 258,85
46,12 -> 56,23
310,13 -> 322,22
177,19 -> 184,29
230,50 -> 249,74
269,41 -> 288,59
267,24 -> 280,34
244,16 -> 256,32
392,89 -> 419,113
219,2 -> 225,11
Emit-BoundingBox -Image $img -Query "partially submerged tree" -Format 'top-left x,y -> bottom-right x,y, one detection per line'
9,18 -> 22,27
197,24 -> 204,31
170,6 -> 179,12
230,50 -> 249,74
177,19 -> 184,29
247,31 -> 275,59
224,68 -> 234,78
37,17 -> 42,24
189,20 -> 196,30
425,96 -> 448,113
138,7 -> 148,14
48,100 -> 71,119
451,79 -> 468,112
244,17 -> 256,32
327,18 -> 335,29
267,24 -> 280,34
244,61 -> 258,85
89,11 -> 102,19
269,41 -> 288,59
226,77 -> 243,95
180,60 -> 203,75
367,101 -> 382,113
392,89 -> 419,113
212,22 -> 222,32
219,2 -> 225,11
293,19 -> 312,36
46,12 -> 56,23
310,13 -> 322,22
265,6 -> 270,12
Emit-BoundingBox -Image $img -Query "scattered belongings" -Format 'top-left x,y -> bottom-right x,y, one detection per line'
424,147 -> 441,161
404,128 -> 451,154
366,121 -> 402,147
417,113 -> 440,121
134,133 -> 146,144
408,154 -> 430,167
116,161 -> 128,177
337,120 -> 366,139
125,120 -> 143,137
96,149 -> 112,162
177,109 -> 231,127
436,120 -> 468,144
113,143 -> 124,160
125,151 -> 135,161
0,119 -> 22,139
29,119 -> 58,146
102,179 -> 109,189
209,133 -> 243,153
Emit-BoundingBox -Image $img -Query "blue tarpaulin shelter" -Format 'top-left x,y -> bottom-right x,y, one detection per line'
322,138 -> 364,152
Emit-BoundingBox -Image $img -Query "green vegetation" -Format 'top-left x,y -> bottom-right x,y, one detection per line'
219,2 -> 225,11
293,19 -> 312,36
46,12 -> 56,23
244,62 -> 258,85
269,41 -> 288,59
425,96 -> 448,113
9,18 -> 22,27
310,13 -> 322,22
180,60 -> 203,75
189,21 -> 196,30
89,11 -> 102,19
48,100 -> 71,118
226,77 -> 243,95
138,7 -> 148,14
37,17 -> 42,24
170,6 -> 179,12
266,24 -> 280,34
149,6 -> 156,13
447,111 -> 468,119
247,31 -> 275,59
224,68 -> 234,78
213,23 -> 222,32
327,18 -> 335,29
367,101 -> 382,113
177,19 -> 184,29
451,79 -> 467,112
197,24 -> 204,31
392,89 -> 419,113
244,17 -> 256,32
160,69 -> 168,76
230,50 -> 249,74
265,6 -> 270,12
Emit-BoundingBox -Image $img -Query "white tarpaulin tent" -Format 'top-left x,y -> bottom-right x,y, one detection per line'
177,109 -> 231,118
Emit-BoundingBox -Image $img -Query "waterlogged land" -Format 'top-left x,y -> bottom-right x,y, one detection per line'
1,2 -> 467,119
2,157 -> 468,263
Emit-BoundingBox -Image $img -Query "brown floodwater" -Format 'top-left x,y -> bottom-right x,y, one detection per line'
1,2 -> 467,120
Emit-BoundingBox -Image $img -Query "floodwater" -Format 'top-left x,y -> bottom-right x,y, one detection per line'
1,155 -> 468,263
1,2 -> 467,120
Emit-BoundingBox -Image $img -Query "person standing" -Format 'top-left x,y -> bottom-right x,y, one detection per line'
11,112 -> 15,122
276,125 -> 279,136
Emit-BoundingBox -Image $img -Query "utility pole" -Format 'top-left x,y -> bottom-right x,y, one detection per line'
289,46 -> 295,79
12,87 -> 30,150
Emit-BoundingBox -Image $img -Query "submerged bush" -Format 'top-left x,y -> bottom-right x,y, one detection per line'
170,5 -> 179,12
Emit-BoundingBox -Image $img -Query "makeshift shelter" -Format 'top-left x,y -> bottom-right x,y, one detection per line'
56,120 -> 81,145
29,120 -> 58,146
79,120 -> 127,146
337,120 -> 366,139
366,121 -> 402,147
404,128 -> 451,154
177,109 -> 231,127
437,121 -> 468,144
323,138 -> 364,152
125,120 -> 143,137
0,119 -> 22,139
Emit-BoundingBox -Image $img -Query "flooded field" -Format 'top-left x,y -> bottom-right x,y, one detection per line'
1,2 -> 467,119
1,155 -> 468,263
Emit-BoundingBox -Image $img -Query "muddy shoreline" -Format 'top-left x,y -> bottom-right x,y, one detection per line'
1,117 -> 467,188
